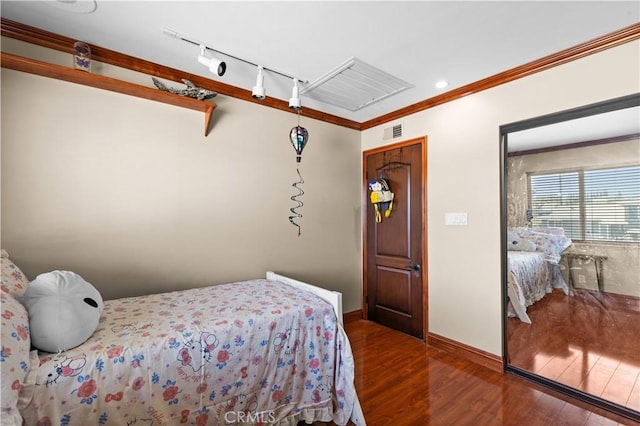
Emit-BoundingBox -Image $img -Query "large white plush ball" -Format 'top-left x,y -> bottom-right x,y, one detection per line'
21,271 -> 103,353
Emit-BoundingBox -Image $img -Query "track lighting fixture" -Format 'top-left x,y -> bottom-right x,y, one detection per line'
252,66 -> 266,100
197,45 -> 226,77
164,29 -> 307,104
289,78 -> 301,110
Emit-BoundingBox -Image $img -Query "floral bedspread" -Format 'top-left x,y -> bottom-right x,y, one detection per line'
507,251 -> 550,324
19,279 -> 365,425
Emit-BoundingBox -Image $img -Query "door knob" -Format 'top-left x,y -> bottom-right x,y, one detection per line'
411,264 -> 421,271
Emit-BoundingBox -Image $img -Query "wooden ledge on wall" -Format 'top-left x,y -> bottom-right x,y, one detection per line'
0,52 -> 216,136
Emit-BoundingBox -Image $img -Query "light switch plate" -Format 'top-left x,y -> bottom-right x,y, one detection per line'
445,212 -> 468,226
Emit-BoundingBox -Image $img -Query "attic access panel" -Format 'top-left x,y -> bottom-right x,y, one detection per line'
300,57 -> 413,112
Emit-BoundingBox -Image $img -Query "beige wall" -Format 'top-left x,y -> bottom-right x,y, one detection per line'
3,36 -> 640,358
508,140 -> 640,297
1,40 -> 363,312
362,40 -> 640,356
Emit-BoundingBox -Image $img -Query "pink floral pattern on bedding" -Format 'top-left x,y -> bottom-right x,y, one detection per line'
507,227 -> 573,324
508,251 -> 550,307
1,249 -> 30,298
511,227 -> 572,264
507,251 -> 552,323
1,290 -> 36,426
19,279 -> 364,425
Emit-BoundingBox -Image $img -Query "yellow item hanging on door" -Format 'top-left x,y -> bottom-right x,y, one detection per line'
368,178 -> 394,223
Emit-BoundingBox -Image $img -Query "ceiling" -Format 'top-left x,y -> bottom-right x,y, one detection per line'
507,106 -> 640,152
1,1 -> 638,124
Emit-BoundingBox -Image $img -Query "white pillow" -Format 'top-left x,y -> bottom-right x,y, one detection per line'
20,271 -> 103,353
507,230 -> 536,252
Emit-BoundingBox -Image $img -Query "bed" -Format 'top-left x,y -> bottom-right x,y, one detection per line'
1,250 -> 366,426
506,227 -> 572,323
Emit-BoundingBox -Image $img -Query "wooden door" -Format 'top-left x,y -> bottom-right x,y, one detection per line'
364,139 -> 426,339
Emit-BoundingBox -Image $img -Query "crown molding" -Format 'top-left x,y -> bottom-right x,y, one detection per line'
0,18 -> 361,131
361,22 -> 640,130
2,18 -> 639,132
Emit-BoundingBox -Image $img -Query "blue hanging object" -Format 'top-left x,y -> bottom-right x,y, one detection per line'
288,112 -> 309,236
290,125 -> 309,163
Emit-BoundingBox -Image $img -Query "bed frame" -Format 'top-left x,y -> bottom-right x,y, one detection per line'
267,271 -> 344,325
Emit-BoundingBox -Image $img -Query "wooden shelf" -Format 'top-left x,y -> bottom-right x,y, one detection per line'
1,52 -> 216,136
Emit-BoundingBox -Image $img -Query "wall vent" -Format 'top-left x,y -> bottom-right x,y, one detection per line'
383,123 -> 403,140
300,57 -> 413,112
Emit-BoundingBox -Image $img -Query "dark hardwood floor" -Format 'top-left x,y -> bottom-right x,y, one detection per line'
507,288 -> 640,412
341,319 -> 639,426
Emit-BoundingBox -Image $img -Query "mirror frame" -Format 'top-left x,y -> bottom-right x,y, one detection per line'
500,92 -> 640,423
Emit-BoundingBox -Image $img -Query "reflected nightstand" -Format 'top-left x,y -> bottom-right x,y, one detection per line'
563,253 -> 608,292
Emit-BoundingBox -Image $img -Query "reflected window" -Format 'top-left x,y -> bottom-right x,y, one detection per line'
528,165 -> 640,243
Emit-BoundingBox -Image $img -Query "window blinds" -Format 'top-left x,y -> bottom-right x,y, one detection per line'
529,165 -> 640,243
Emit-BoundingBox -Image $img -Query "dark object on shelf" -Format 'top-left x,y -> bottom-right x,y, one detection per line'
152,77 -> 217,100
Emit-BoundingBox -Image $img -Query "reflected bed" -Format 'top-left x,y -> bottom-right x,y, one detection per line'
507,227 -> 572,323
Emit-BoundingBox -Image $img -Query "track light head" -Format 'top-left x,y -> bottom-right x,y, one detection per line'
169,33 -> 307,96
209,58 -> 226,76
252,66 -> 266,100
197,45 -> 226,77
289,78 -> 301,110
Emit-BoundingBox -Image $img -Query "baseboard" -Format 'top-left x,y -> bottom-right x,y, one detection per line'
428,332 -> 504,373
343,309 -> 363,324
599,290 -> 640,313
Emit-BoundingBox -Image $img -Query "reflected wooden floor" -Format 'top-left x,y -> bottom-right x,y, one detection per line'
341,319 -> 637,426
507,288 -> 640,412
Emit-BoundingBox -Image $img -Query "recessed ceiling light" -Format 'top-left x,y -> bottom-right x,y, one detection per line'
435,80 -> 449,89
46,0 -> 97,14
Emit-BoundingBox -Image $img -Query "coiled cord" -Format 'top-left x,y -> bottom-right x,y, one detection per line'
289,166 -> 305,236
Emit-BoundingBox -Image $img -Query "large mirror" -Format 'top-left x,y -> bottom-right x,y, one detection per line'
501,94 -> 640,422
